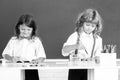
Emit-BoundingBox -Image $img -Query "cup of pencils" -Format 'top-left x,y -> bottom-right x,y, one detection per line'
102,44 -> 116,53
100,44 -> 117,66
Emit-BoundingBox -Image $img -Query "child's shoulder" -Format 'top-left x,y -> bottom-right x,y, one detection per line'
70,32 -> 78,37
7,36 -> 18,43
32,36 -> 40,40
10,36 -> 18,40
95,35 -> 102,41
67,32 -> 78,39
32,36 -> 42,42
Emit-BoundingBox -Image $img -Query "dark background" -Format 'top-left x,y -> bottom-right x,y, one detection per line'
0,0 -> 120,59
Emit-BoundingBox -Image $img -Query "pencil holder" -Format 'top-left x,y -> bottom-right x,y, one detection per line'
99,53 -> 116,66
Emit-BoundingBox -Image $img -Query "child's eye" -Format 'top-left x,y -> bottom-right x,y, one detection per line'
21,28 -> 25,30
27,29 -> 32,31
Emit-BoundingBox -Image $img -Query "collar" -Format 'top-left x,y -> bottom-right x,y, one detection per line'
18,36 -> 32,40
80,31 -> 93,38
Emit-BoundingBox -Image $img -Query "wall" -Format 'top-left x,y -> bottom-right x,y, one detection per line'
0,0 -> 120,59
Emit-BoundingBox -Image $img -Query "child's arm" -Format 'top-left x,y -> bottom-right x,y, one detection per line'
34,37 -> 46,62
62,41 -> 85,56
32,57 -> 45,63
3,54 -> 13,61
95,37 -> 103,56
62,44 -> 78,54
4,54 -> 22,62
62,43 -> 84,56
94,37 -> 103,63
37,57 -> 45,62
2,37 -> 15,61
62,32 -> 85,56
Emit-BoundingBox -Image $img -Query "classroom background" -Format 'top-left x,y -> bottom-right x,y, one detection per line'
0,0 -> 120,59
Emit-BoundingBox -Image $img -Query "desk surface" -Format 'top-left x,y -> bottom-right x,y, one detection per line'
0,59 -> 120,69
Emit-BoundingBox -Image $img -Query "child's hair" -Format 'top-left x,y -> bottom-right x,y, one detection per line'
75,8 -> 103,35
15,14 -> 37,38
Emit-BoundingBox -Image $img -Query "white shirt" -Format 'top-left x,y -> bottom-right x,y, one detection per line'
62,31 -> 102,58
2,36 -> 46,61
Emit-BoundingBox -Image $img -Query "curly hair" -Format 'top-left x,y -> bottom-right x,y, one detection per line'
75,8 -> 103,35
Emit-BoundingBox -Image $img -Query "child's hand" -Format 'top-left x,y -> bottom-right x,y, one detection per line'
31,59 -> 38,64
12,56 -> 21,63
31,58 -> 45,64
86,57 -> 94,61
37,57 -> 45,63
94,56 -> 100,64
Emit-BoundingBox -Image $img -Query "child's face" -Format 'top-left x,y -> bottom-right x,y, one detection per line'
83,22 -> 96,34
19,24 -> 33,38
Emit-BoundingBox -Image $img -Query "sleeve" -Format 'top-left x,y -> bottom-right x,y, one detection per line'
62,32 -> 77,56
94,36 -> 103,57
2,37 -> 15,57
35,37 -> 46,59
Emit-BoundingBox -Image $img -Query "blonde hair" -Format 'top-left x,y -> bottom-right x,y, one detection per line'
75,8 -> 103,35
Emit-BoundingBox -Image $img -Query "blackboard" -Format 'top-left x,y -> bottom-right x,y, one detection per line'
0,0 -> 120,59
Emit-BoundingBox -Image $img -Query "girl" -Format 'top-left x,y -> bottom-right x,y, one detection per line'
2,14 -> 46,63
62,8 -> 103,80
2,14 -> 46,80
62,8 -> 103,61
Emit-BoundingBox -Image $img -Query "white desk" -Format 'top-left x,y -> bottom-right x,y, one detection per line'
0,59 -> 119,80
